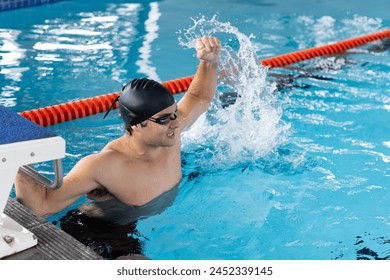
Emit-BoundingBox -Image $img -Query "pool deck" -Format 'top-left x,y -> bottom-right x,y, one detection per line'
2,198 -> 102,260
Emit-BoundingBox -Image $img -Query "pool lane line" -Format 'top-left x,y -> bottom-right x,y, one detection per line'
19,29 -> 390,127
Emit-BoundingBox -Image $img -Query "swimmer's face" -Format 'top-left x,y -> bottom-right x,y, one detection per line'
136,104 -> 180,147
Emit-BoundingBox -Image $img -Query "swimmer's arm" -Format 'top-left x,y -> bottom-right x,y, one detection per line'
14,154 -> 103,217
178,36 -> 221,131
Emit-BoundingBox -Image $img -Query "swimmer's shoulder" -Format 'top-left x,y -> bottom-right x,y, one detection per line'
99,138 -> 133,161
72,140 -> 131,180
77,142 -> 139,195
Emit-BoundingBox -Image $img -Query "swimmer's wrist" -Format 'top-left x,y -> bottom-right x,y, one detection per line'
198,59 -> 219,68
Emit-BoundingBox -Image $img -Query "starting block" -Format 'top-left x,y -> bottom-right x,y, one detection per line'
0,105 -> 65,258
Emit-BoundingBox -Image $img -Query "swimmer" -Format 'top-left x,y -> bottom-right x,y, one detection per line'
14,36 -> 221,225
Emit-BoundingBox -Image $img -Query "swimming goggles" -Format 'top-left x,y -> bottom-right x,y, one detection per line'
147,109 -> 178,125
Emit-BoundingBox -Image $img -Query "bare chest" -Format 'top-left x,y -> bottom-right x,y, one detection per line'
98,153 -> 182,206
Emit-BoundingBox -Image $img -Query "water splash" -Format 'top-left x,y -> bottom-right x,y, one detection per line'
178,16 -> 291,170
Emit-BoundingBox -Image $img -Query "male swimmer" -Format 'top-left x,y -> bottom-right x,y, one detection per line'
14,36 -> 221,258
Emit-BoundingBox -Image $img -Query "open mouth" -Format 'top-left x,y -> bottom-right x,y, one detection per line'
167,132 -> 174,137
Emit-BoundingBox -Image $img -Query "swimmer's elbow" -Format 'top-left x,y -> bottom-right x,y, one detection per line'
15,184 -> 61,217
16,191 -> 50,217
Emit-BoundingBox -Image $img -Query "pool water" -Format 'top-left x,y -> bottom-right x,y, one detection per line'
1,0 -> 389,260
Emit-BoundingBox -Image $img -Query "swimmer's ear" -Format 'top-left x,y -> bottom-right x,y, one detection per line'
125,125 -> 133,135
133,121 -> 147,129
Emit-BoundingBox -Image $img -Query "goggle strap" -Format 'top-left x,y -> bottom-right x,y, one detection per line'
103,96 -> 120,119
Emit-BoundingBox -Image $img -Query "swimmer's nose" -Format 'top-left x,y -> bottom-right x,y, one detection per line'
169,115 -> 179,129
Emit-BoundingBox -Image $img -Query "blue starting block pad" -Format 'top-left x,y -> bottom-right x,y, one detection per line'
0,105 -> 56,144
0,105 -> 65,258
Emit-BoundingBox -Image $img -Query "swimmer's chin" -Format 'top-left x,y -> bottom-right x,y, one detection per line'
164,132 -> 177,147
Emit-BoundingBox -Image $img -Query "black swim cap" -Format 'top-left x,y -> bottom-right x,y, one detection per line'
104,78 -> 175,126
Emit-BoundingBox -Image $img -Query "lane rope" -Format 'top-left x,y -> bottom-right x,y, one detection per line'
19,29 -> 390,126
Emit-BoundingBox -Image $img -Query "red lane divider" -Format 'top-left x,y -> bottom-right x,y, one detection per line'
261,29 -> 390,68
19,29 -> 390,127
20,93 -> 119,126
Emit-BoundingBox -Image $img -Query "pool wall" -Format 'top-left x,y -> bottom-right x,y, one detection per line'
0,0 -> 65,12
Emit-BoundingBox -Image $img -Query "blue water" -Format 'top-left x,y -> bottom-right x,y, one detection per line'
1,0 -> 389,260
